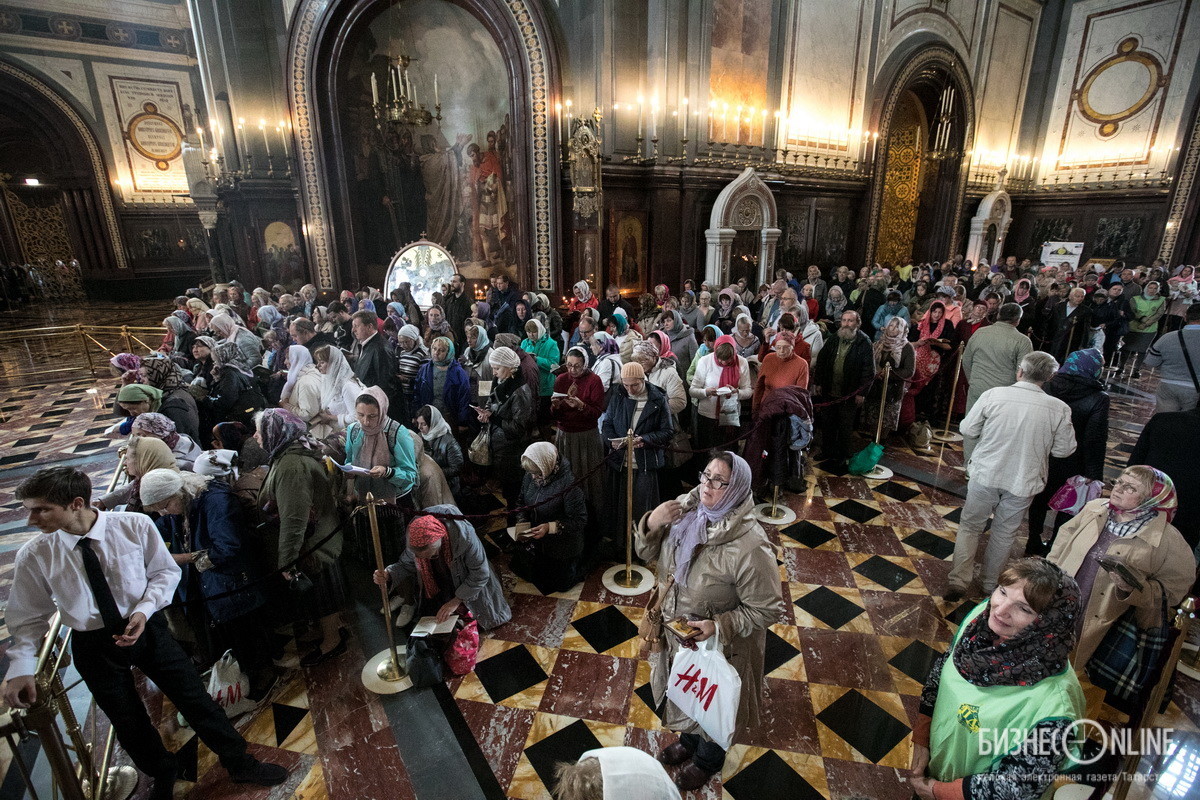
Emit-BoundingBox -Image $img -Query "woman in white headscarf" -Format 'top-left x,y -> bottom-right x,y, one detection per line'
511,441 -> 587,594
554,747 -> 680,800
311,345 -> 367,435
280,345 -> 326,436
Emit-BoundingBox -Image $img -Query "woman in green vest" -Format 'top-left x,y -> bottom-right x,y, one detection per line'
1123,280 -> 1167,377
908,558 -> 1084,799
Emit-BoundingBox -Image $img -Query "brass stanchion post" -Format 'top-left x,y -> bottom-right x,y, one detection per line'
615,429 -> 644,589
76,325 -> 96,376
364,493 -> 405,684
932,343 -> 965,442
874,363 -> 891,445
120,326 -> 133,355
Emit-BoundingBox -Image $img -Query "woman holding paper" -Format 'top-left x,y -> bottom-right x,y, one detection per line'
635,451 -> 782,792
510,442 -> 587,594
688,334 -> 752,451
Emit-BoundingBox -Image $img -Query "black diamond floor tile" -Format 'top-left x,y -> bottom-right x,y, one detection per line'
85,426 -> 112,436
570,605 -> 638,654
51,397 -> 79,406
888,640 -> 943,685
902,529 -> 954,560
943,507 -> 962,525
853,556 -> 917,592
830,499 -> 881,523
271,703 -> 308,746
524,719 -> 602,797
872,481 -> 922,503
763,629 -> 800,675
12,436 -> 52,447
71,441 -> 109,453
779,520 -> 836,548
945,600 -> 976,626
724,749 -> 824,800
816,459 -> 850,476
28,422 -> 63,431
41,409 -> 72,417
473,644 -> 548,703
794,586 -> 864,630
633,682 -> 661,720
816,689 -> 910,763
0,453 -> 37,467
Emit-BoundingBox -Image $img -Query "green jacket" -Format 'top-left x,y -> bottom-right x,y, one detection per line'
521,335 -> 561,396
261,444 -> 342,569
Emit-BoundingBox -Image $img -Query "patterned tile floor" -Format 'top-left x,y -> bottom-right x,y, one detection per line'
0,302 -> 1196,800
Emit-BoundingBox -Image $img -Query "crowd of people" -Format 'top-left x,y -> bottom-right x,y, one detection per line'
4,253 -> 1199,800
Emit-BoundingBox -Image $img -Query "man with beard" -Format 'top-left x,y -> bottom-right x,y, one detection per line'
442,273 -> 472,352
811,310 -> 876,464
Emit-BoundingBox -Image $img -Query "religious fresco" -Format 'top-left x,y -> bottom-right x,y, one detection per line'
340,0 -> 517,274
261,220 -> 306,288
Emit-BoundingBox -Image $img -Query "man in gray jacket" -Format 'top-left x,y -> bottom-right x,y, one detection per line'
1143,304 -> 1200,413
947,352 -> 1076,602
961,303 -> 1033,463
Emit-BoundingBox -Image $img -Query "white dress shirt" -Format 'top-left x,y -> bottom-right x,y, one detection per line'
7,511 -> 181,678
959,381 -> 1077,497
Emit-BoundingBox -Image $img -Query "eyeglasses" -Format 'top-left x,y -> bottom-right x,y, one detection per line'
698,472 -> 730,489
1110,479 -> 1144,494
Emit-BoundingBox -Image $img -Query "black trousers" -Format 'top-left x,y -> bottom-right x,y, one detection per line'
72,612 -> 247,778
679,731 -> 726,772
817,398 -> 859,461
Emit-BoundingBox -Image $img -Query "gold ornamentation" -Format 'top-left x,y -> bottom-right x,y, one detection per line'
1159,97 -> 1200,264
876,118 -> 922,266
125,101 -> 183,170
3,188 -> 72,263
568,120 -> 602,221
1075,36 -> 1164,138
0,61 -> 129,269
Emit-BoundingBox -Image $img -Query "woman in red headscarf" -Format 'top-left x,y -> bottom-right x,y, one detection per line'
688,334 -> 752,451
900,301 -> 955,427
372,508 -> 512,630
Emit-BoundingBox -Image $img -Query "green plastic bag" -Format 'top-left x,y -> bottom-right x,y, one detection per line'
847,442 -> 884,475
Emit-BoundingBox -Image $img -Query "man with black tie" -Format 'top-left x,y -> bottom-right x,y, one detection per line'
3,467 -> 287,800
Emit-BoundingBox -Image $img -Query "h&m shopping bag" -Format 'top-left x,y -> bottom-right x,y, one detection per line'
665,631 -> 741,748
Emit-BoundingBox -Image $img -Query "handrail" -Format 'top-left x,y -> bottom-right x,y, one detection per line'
0,324 -> 168,386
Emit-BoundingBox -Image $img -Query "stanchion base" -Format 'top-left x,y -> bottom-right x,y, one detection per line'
601,564 -> 654,596
931,431 -> 963,443
361,646 -> 411,694
82,765 -> 138,800
861,465 -> 894,481
752,502 -> 797,525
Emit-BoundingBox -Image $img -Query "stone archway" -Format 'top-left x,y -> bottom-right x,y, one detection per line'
704,167 -> 781,287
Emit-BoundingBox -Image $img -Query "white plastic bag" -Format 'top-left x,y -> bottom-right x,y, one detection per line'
665,629 -> 741,748
718,395 -> 740,427
206,650 -> 256,717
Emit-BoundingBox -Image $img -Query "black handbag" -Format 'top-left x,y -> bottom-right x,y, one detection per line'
405,636 -> 444,688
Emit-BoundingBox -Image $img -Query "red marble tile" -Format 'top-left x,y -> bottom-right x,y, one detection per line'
797,629 -> 895,692
782,548 -> 857,588
910,556 -> 952,598
456,699 -> 534,791
538,650 -> 636,724
490,593 -> 577,649
822,756 -> 914,800
833,522 -> 907,556
919,485 -> 965,506
859,591 -> 951,641
777,580 -> 795,625
577,566 -> 653,607
897,692 -> 923,726
185,744 -> 312,799
818,476 -> 876,502
735,677 -> 819,755
783,494 -> 832,522
878,501 -> 954,532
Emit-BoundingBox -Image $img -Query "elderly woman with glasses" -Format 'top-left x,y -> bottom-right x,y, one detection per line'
1048,466 -> 1193,708
635,450 -> 782,792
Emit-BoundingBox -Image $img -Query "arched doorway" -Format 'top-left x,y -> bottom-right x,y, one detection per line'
288,0 -> 561,292
865,46 -> 974,267
0,61 -> 126,279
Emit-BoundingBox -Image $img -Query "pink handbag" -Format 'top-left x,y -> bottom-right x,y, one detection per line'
1048,475 -> 1103,515
444,617 -> 480,675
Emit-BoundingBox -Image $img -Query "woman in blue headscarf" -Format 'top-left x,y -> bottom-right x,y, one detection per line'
636,451 -> 783,792
1026,348 -> 1110,555
414,336 -> 470,426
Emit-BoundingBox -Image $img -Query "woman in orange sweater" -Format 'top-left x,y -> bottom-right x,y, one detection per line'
752,330 -> 809,411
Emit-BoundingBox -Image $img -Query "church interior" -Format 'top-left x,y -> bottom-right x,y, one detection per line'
1,0 -> 1200,799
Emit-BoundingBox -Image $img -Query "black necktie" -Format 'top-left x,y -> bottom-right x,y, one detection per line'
77,538 -> 124,632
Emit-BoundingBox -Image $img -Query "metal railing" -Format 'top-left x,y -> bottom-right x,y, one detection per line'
0,325 -> 164,385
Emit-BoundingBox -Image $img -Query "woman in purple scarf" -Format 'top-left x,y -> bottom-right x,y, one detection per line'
634,451 -> 783,792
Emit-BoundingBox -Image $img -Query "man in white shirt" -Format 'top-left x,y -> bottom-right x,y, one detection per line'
3,467 -> 287,800
946,352 -> 1076,601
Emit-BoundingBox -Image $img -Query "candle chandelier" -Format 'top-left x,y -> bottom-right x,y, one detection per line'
926,82 -> 959,162
372,54 -> 439,127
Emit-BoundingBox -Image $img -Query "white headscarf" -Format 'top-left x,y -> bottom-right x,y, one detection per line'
281,344 -> 313,402
318,347 -> 356,410
578,747 -> 680,800
419,405 -> 452,442
524,317 -> 546,341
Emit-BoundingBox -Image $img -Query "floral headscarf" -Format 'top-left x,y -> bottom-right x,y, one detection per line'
213,340 -> 252,379
1109,467 -> 1178,524
875,317 -> 909,364
591,331 -> 619,356
131,411 -> 180,449
1056,348 -> 1103,380
257,408 -> 316,463
407,515 -> 454,599
953,562 -> 1080,687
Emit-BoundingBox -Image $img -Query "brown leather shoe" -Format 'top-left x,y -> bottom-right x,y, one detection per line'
658,740 -> 694,766
675,762 -> 716,791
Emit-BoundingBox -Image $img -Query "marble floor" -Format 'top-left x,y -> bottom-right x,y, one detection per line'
0,302 -> 1196,800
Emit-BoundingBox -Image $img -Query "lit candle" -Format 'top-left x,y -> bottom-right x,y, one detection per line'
392,66 -> 399,101
870,132 -> 878,163
681,97 -> 689,141
637,95 -> 644,138
760,109 -> 768,147
259,119 -> 271,157
650,98 -> 658,140
566,99 -> 573,139
556,102 -> 563,142
195,126 -> 205,148
278,121 -> 290,160
722,104 -> 729,142
371,73 -> 379,106
433,73 -> 439,107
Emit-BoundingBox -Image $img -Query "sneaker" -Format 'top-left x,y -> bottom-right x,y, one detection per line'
228,757 -> 289,786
